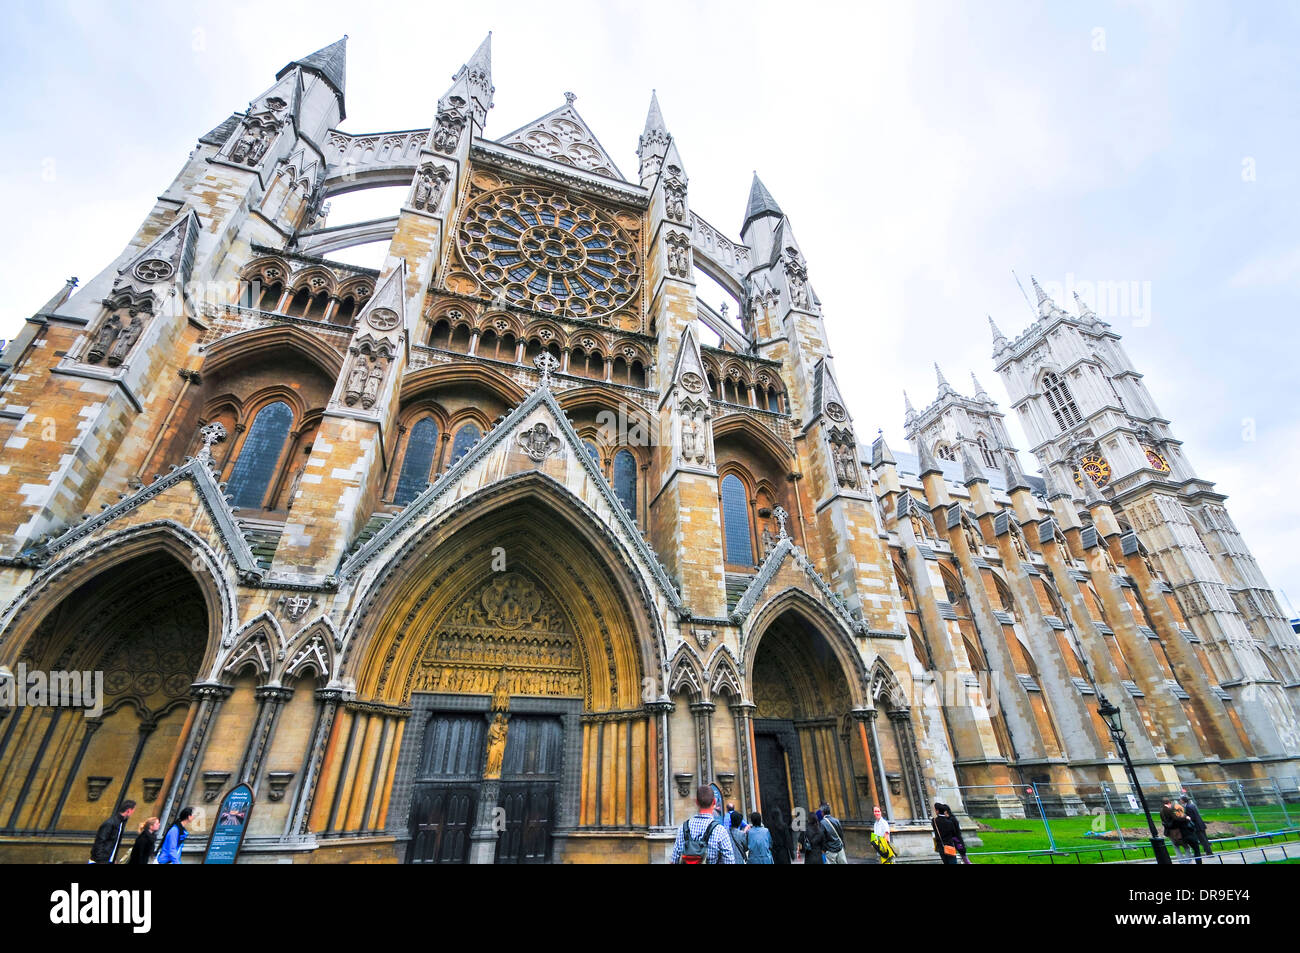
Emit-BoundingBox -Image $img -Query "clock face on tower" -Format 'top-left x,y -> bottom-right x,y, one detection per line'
1143,447 -> 1171,472
457,185 -> 640,320
1073,453 -> 1112,489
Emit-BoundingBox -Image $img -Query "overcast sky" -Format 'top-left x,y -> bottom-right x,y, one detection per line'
2,1 -> 1297,612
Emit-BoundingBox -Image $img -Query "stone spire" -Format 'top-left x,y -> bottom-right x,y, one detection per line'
742,173 -> 783,234
278,36 -> 347,118
452,32 -> 494,129
1031,275 -> 1064,319
903,390 -> 917,427
970,372 -> 990,402
988,314 -> 1010,354
935,362 -> 956,399
637,90 -> 671,184
1042,467 -> 1075,502
1074,291 -> 1104,328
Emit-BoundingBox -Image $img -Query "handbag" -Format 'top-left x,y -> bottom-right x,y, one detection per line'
943,844 -> 958,857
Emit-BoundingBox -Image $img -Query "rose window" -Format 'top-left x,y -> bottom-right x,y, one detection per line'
457,186 -> 640,318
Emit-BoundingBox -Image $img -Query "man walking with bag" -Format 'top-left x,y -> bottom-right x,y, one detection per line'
819,802 -> 848,864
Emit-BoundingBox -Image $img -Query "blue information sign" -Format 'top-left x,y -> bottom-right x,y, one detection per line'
203,783 -> 255,864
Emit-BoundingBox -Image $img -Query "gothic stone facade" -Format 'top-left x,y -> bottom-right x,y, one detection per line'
1,37 -> 1297,863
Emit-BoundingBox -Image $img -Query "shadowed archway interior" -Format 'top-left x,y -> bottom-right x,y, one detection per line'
0,552 -> 207,836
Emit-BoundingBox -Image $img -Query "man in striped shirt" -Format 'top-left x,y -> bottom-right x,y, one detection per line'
670,785 -> 736,864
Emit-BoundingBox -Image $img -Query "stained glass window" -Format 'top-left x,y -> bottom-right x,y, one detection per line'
457,186 -> 640,319
227,401 -> 292,509
584,441 -> 600,463
449,423 -> 481,468
614,450 -> 637,523
721,473 -> 754,566
394,417 -> 439,505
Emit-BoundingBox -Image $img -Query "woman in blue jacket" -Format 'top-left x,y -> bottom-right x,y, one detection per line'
158,807 -> 194,864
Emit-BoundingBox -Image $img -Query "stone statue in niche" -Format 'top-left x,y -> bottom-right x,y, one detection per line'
432,96 -> 468,154
784,248 -> 810,309
411,164 -> 451,213
665,232 -> 690,278
664,164 -> 687,222
106,316 -> 143,367
361,356 -> 386,408
483,713 -> 509,779
344,354 -> 369,406
231,123 -> 273,165
679,400 -> 707,465
86,314 -> 122,364
832,440 -> 858,488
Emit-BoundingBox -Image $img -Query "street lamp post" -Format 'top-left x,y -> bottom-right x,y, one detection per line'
1097,693 -> 1171,865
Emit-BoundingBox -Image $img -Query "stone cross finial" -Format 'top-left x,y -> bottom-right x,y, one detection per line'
534,352 -> 560,388
564,91 -> 576,105
773,505 -> 789,539
197,422 -> 227,462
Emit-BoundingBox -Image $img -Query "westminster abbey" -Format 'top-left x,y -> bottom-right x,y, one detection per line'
1,37 -> 1297,863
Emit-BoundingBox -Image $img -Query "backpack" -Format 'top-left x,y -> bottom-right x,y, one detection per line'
677,817 -> 721,864
820,816 -> 845,853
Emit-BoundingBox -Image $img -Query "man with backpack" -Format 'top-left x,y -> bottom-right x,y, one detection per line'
819,802 -> 848,864
671,785 -> 736,864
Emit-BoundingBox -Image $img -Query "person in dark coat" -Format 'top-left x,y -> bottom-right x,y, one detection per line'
127,817 -> 160,865
1180,794 -> 1213,855
932,801 -> 960,865
799,808 -> 826,864
90,800 -> 136,864
768,807 -> 794,864
728,810 -> 749,864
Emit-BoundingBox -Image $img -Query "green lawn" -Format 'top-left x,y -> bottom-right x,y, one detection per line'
966,804 -> 1299,864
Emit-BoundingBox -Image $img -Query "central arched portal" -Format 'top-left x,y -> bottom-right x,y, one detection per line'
349,489 -> 656,864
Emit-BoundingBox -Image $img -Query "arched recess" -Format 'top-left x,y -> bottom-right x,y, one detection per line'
313,476 -> 668,855
200,325 -> 346,381
399,362 -> 529,407
744,590 -> 872,827
0,534 -> 225,848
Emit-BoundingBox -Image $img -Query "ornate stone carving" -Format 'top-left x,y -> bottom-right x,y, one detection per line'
481,572 -> 543,630
366,307 -> 400,331
277,593 -> 317,623
717,773 -> 735,797
133,259 -> 174,283
674,772 -> 694,797
86,314 -> 121,364
202,770 -> 231,802
411,162 -> 451,213
828,427 -> 859,489
433,94 -> 470,154
106,317 -> 143,367
825,401 -> 847,422
86,776 -> 113,801
692,627 -> 714,651
679,397 -> 710,466
517,421 -> 562,463
197,422 -> 226,463
230,120 -> 276,165
266,771 -> 295,802
142,778 -> 164,802
664,163 -> 688,222
533,351 -> 560,387
783,247 -> 810,309
680,371 -> 704,394
666,230 -> 691,278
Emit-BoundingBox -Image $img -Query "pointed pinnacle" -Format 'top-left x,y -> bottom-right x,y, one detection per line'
988,314 -> 1010,350
743,173 -> 783,231
971,372 -> 990,400
960,441 -> 988,486
643,90 -> 666,138
1002,451 -> 1031,492
1079,466 -> 1107,506
935,363 -> 955,398
1031,275 -> 1049,305
871,430 -> 897,467
916,437 -> 942,478
903,390 -> 917,420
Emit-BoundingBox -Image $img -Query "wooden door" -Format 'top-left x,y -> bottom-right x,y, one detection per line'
494,715 -> 563,864
407,714 -> 485,864
755,731 -> 793,828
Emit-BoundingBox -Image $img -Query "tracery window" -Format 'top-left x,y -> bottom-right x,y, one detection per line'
977,434 -> 997,469
614,450 -> 637,523
456,186 -> 640,319
1043,371 -> 1082,431
721,473 -> 754,567
935,443 -> 956,462
227,401 -> 293,509
394,417 -> 439,505
449,423 -> 481,468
